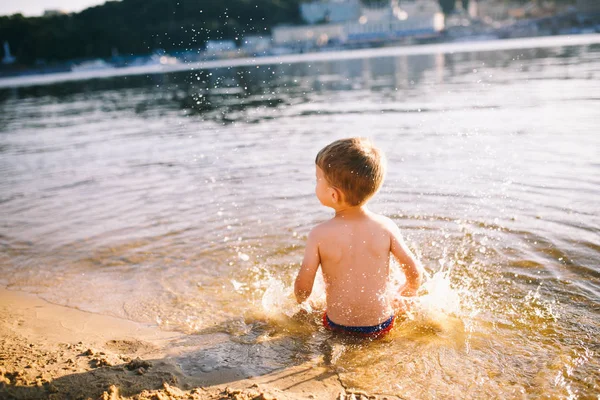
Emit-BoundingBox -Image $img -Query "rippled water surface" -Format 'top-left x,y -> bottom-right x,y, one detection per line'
1,38 -> 599,398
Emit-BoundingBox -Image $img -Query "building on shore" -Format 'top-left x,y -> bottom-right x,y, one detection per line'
272,23 -> 347,48
475,1 -> 510,22
347,0 -> 444,43
273,0 -> 444,48
301,0 -> 362,24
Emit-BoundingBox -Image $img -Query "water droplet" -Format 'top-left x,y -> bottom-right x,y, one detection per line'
231,280 -> 244,290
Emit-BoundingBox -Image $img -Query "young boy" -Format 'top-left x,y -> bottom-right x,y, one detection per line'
294,137 -> 423,337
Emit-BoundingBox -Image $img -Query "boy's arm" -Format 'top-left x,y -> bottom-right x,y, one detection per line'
389,222 -> 423,297
294,229 -> 321,304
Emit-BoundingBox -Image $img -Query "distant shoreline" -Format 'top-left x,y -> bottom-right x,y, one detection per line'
1,33 -> 599,89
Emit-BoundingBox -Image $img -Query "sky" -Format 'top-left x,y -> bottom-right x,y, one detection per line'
0,0 -> 107,17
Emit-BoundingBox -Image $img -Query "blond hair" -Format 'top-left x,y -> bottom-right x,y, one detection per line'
315,138 -> 386,206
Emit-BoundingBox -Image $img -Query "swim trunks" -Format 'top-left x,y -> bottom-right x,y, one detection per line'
322,313 -> 395,338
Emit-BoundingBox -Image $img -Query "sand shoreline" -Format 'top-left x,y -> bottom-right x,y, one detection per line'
0,288 -> 395,399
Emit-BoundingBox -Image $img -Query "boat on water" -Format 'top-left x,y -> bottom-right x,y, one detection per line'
71,59 -> 115,72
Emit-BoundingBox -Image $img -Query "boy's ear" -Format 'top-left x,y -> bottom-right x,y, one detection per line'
331,187 -> 342,204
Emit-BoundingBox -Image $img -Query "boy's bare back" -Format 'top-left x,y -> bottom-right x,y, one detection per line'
309,209 -> 419,326
294,138 -> 422,330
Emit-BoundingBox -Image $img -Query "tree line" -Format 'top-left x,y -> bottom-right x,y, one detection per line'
0,0 -> 575,66
0,0 -> 303,65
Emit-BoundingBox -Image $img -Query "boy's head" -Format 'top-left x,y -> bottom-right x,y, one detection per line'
315,137 -> 386,206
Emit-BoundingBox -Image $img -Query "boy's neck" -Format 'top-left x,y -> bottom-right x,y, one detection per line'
333,204 -> 368,218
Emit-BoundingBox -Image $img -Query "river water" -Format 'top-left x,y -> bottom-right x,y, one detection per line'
1,37 -> 599,398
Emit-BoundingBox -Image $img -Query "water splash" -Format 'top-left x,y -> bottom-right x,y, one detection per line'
259,269 -> 326,320
260,275 -> 299,319
410,264 -> 463,321
259,259 -> 467,333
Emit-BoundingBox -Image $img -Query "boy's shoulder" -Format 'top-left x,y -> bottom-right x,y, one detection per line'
309,219 -> 337,238
308,217 -> 350,243
363,211 -> 400,233
309,212 -> 397,238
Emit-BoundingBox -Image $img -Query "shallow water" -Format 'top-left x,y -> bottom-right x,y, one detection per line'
1,38 -> 599,397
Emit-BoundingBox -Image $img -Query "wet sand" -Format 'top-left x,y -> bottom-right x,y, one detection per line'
0,288 -> 392,399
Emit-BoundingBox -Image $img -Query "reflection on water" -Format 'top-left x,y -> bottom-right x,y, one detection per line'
1,40 -> 599,397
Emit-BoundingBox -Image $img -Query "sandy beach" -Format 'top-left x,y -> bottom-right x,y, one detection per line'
0,288 -> 393,400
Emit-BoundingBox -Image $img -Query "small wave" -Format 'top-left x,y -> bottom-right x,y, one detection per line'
46,178 -> 96,192
0,193 -> 24,205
